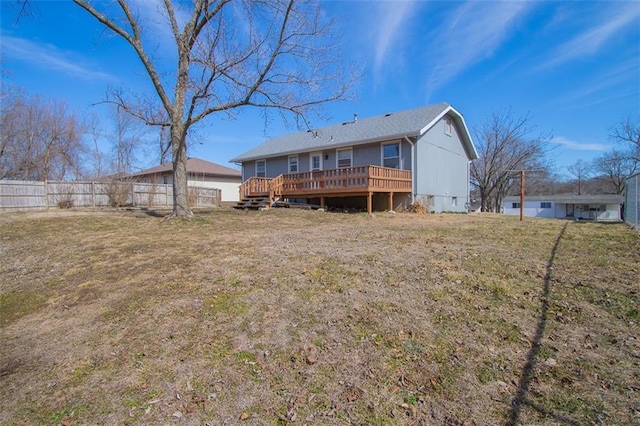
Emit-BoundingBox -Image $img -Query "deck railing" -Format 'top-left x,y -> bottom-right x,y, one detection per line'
240,176 -> 271,199
240,166 -> 411,200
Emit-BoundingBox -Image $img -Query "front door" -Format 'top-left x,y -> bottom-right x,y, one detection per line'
566,204 -> 574,217
310,152 -> 323,190
310,152 -> 323,171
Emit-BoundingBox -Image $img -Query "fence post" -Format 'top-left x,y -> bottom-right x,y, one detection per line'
91,181 -> 96,208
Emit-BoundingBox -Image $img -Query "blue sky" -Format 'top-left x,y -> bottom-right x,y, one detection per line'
1,0 -> 639,177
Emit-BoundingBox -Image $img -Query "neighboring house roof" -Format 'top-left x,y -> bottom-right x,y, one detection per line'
130,158 -> 241,178
230,103 -> 478,163
503,194 -> 624,204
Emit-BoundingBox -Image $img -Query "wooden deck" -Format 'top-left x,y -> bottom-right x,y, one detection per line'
238,166 -> 412,213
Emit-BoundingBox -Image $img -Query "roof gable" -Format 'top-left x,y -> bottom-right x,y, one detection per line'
230,103 -> 477,162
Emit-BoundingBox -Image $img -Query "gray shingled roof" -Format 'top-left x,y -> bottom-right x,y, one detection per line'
130,158 -> 241,178
230,103 -> 477,162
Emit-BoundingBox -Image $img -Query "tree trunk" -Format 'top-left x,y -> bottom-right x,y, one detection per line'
171,35 -> 192,218
171,123 -> 191,217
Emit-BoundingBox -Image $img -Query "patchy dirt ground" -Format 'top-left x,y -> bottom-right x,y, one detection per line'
1,208 -> 639,425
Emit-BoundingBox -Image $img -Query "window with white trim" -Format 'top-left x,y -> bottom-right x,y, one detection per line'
452,196 -> 458,207
288,155 -> 298,173
336,148 -> 352,168
256,160 -> 266,177
382,142 -> 400,169
512,202 -> 520,208
540,202 -> 551,209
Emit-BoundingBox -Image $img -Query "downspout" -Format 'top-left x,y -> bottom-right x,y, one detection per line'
467,160 -> 471,212
404,136 -> 415,204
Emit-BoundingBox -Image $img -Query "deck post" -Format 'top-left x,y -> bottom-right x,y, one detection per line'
388,192 -> 394,211
367,191 -> 373,214
320,196 -> 325,210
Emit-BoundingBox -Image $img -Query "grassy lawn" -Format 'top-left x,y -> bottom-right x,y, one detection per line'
1,209 -> 638,425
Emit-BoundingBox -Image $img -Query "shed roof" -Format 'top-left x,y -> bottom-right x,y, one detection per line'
503,194 -> 624,204
130,158 -> 241,178
230,103 -> 478,163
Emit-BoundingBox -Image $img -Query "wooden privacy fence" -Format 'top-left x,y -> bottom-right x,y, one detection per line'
0,180 -> 221,211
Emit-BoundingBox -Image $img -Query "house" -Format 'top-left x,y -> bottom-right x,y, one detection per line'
502,194 -> 624,221
128,158 -> 242,203
624,173 -> 639,228
229,103 -> 478,213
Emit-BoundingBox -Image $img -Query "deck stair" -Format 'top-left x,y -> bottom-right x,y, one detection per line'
233,196 -> 272,210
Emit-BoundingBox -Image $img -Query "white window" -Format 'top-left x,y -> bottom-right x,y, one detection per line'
288,155 -> 298,173
444,117 -> 453,136
452,196 -> 458,207
382,142 -> 400,169
336,148 -> 352,168
512,202 -> 520,209
255,160 -> 266,177
540,202 -> 551,209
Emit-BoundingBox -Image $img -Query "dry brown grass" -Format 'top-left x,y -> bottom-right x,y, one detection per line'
1,209 -> 638,425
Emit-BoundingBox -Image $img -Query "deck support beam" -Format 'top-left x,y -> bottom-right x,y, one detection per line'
320,196 -> 325,210
388,192 -> 394,211
367,191 -> 373,214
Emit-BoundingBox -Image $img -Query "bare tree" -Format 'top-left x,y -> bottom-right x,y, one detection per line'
566,159 -> 591,195
0,84 -> 21,179
470,108 -> 552,212
609,116 -> 640,162
72,0 -> 354,217
1,92 -> 86,180
592,149 -> 639,194
111,106 -> 145,174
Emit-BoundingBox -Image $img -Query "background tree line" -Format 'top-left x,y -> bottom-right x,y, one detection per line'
2,80 -> 638,211
470,109 -> 639,212
0,83 -> 167,181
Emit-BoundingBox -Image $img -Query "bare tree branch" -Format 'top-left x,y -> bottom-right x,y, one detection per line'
471,108 -> 553,212
71,0 -> 355,217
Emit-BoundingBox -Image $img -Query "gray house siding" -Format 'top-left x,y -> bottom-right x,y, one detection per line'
242,157 -> 286,180
242,139 -> 413,179
242,160 -> 254,181
414,117 -> 470,212
348,139 -> 411,169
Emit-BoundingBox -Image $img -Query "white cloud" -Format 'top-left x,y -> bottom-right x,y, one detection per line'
422,1 -> 534,97
553,59 -> 638,107
552,136 -> 609,152
538,3 -> 640,70
2,35 -> 115,81
371,1 -> 419,74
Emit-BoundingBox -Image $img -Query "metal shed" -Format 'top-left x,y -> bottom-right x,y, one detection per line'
625,173 -> 640,229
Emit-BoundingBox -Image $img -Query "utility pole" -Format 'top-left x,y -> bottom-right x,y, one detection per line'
520,170 -> 525,221
507,169 -> 542,222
